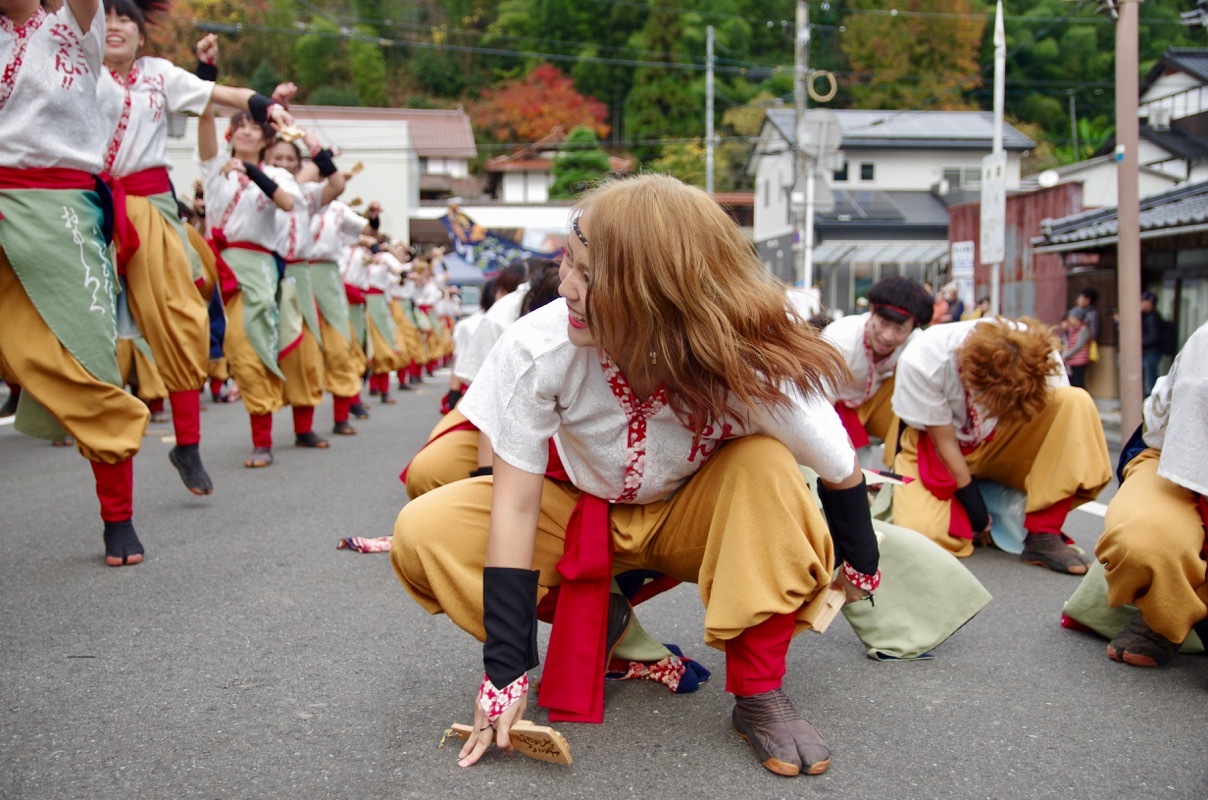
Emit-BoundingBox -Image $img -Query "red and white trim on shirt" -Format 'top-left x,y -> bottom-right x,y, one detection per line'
103,64 -> 140,174
600,351 -> 669,503
0,8 -> 47,114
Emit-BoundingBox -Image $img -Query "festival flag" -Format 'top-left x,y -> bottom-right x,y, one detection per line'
440,205 -> 561,272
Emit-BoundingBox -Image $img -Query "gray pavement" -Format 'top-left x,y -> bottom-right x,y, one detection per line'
1,380 -> 1204,800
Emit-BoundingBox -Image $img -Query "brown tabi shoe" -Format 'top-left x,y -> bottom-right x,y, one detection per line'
1020,532 -> 1091,575
732,688 -> 831,777
1106,611 -> 1179,667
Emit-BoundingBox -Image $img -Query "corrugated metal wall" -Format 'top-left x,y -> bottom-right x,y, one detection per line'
947,183 -> 1084,325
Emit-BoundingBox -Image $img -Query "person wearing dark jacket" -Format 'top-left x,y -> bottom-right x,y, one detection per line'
1141,291 -> 1163,397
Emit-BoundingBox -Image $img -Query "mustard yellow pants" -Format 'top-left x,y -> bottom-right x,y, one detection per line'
116,339 -> 167,401
389,299 -> 422,367
1097,448 -> 1208,643
891,386 -> 1112,557
319,315 -> 361,398
0,249 -> 147,462
280,324 -> 324,408
857,377 -> 896,443
367,314 -> 404,374
123,197 -> 208,393
223,292 -> 283,417
392,435 -> 836,650
404,408 -> 480,500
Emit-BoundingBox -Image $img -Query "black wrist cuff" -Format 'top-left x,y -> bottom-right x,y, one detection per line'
248,93 -> 274,124
312,148 -> 337,178
817,477 -> 880,576
445,388 -> 463,409
243,163 -> 280,199
368,216 -> 381,230
468,465 -> 492,478
954,479 -> 990,532
482,567 -> 539,687
196,61 -> 218,82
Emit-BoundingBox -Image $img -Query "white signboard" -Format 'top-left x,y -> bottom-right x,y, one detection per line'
979,151 -> 1007,265
951,240 -> 975,277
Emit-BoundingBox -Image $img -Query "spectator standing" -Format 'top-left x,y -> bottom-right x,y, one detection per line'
1141,291 -> 1163,397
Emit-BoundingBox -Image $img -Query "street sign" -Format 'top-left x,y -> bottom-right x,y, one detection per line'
951,240 -> 975,277
796,109 -> 842,160
980,151 -> 1007,265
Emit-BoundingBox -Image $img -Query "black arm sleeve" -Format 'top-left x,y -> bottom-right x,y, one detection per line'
954,478 -> 990,533
311,148 -> 338,178
482,567 -> 540,688
816,477 -> 879,576
195,61 -> 218,82
242,163 -> 280,199
247,93 -> 275,124
368,216 -> 381,231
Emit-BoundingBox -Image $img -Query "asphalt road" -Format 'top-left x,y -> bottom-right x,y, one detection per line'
2,379 -> 1205,800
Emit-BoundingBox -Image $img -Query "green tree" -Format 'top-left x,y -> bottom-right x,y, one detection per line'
249,60 -> 282,97
841,0 -> 986,109
550,126 -> 614,199
349,27 -> 389,106
650,140 -> 708,187
294,18 -> 345,91
309,86 -> 364,107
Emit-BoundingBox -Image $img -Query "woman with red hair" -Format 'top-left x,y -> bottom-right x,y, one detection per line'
888,316 -> 1112,573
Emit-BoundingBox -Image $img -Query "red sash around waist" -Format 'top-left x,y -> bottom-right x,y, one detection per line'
100,167 -> 173,271
834,402 -> 870,449
206,231 -> 273,304
916,430 -> 983,540
0,166 -> 95,191
345,284 -> 366,305
365,287 -> 385,295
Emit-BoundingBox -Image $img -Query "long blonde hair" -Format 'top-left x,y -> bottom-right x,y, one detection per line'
576,174 -> 850,435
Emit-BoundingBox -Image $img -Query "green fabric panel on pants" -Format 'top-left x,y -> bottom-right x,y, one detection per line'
366,294 -> 399,351
285,262 -> 323,344
1063,560 -> 1204,653
0,188 -> 121,387
221,247 -> 284,379
349,304 -> 367,351
309,261 -> 351,338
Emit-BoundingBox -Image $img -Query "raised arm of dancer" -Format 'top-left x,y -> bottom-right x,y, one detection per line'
66,0 -> 99,31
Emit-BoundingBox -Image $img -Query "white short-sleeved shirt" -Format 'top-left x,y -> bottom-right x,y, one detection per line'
453,283 -> 530,383
892,318 -> 1068,445
365,256 -> 394,292
0,5 -> 105,172
1142,320 -> 1208,496
459,298 -> 855,504
452,310 -> 485,365
276,174 -> 323,261
98,56 -> 212,177
822,312 -> 916,407
413,278 -> 442,308
340,245 -> 369,289
200,153 -> 291,250
310,201 -> 367,262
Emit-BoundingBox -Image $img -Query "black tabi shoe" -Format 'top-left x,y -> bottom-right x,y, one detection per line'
732,689 -> 831,777
332,420 -> 358,436
168,444 -> 214,495
295,431 -> 331,448
103,520 -> 144,567
350,402 -> 370,420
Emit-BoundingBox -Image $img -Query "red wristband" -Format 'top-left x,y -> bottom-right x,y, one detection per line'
841,562 -> 881,594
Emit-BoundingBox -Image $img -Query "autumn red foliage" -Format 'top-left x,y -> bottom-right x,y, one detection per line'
470,64 -> 609,144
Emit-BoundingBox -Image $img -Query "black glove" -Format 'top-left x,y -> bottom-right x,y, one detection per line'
196,61 -> 218,82
816,476 -> 879,577
242,163 -> 280,199
482,567 -> 540,688
954,478 -> 990,533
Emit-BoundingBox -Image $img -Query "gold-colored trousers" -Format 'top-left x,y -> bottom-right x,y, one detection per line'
223,292 -> 283,417
392,435 -> 836,650
890,386 -> 1111,557
1097,448 -> 1208,643
319,315 -> 361,398
404,408 -> 480,500
280,325 -> 324,408
0,249 -> 147,462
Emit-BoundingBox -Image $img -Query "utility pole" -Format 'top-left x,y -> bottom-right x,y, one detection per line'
794,0 -> 812,289
1069,91 -> 1079,158
706,25 -> 715,195
1115,0 -> 1143,434
979,1 -> 1006,314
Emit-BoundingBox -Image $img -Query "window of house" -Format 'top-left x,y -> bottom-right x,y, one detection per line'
860,162 -> 875,181
418,157 -> 430,173
833,161 -> 849,182
942,167 -> 982,189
